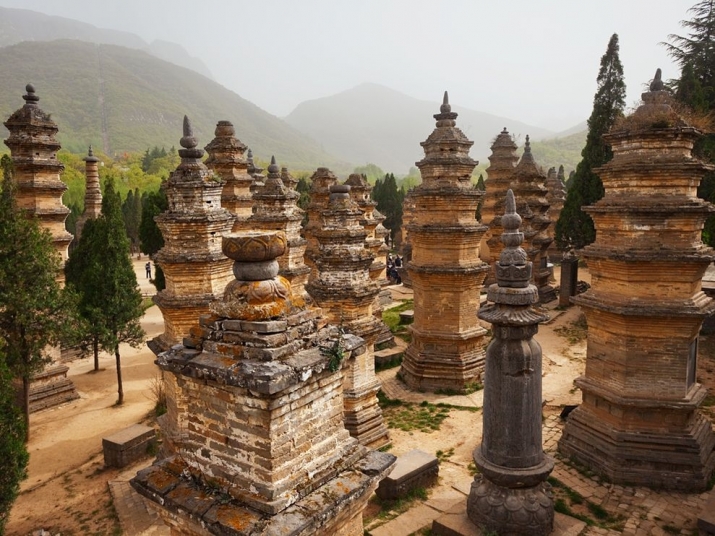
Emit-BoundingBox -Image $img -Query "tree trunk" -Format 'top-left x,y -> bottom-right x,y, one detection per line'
93,337 -> 99,371
115,344 -> 123,405
22,375 -> 30,442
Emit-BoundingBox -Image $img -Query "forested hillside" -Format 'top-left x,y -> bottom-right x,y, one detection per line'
0,40 -> 348,172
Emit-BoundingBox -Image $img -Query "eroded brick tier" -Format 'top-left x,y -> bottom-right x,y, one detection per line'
545,166 -> 566,261
399,93 -> 489,392
306,184 -> 389,448
132,230 -> 395,535
150,116 -> 236,354
74,146 -> 102,247
559,76 -> 715,492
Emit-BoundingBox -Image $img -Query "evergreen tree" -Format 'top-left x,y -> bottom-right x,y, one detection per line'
556,33 -> 626,251
66,179 -> 145,404
0,170 -> 79,439
122,188 -> 142,255
475,174 -> 486,221
372,173 -> 403,241
0,347 -> 28,534
665,0 -> 715,109
139,189 -> 168,291
666,1 -> 715,245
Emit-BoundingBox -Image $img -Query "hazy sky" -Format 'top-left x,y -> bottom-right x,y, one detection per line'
0,0 -> 696,131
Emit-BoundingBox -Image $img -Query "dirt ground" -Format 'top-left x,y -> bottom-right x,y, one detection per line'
6,263 -> 715,535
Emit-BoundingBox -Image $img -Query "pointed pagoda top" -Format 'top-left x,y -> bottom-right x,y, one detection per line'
23,83 -> 40,105
490,127 -> 517,151
650,68 -> 664,92
178,115 -> 204,160
496,189 -> 530,287
83,144 -> 99,163
518,135 -> 536,166
267,155 -> 280,177
432,90 -> 458,127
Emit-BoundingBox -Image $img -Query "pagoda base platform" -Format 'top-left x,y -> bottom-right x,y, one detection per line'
132,450 -> 394,536
344,382 -> 389,449
559,383 -> 715,492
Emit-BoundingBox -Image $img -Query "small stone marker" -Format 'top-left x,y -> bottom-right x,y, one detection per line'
399,309 -> 414,323
102,424 -> 155,468
376,449 -> 438,500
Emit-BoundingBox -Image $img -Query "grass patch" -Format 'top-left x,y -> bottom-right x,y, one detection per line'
141,296 -> 155,311
554,313 -> 588,345
364,486 -> 430,528
662,525 -> 682,535
382,400 -> 451,433
382,299 -> 414,331
703,394 -> 715,407
467,461 -> 479,476
375,354 -> 402,372
436,448 -> 454,463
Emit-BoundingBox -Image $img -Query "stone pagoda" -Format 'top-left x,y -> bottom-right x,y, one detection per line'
150,116 -> 236,354
345,173 -> 393,345
246,148 -> 265,190
304,167 -> 338,279
132,230 -> 395,535
204,120 -> 254,232
545,165 -> 567,261
481,128 -> 519,285
74,146 -> 102,245
249,156 -> 311,302
3,84 -> 73,277
399,92 -> 489,392
513,136 -> 556,302
559,70 -> 715,491
306,183 -> 389,448
467,189 -> 553,535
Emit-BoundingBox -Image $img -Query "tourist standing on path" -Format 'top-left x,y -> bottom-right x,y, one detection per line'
145,262 -> 152,279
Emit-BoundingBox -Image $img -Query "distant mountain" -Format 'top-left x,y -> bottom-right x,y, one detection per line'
0,6 -> 214,80
529,129 -> 587,176
284,83 -> 555,174
0,40 -> 347,172
555,120 -> 588,138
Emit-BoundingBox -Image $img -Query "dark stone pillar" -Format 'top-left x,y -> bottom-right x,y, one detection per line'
467,189 -> 554,535
559,254 -> 579,307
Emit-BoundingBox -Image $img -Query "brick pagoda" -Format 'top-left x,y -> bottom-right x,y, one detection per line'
399,92 -> 489,392
132,230 -> 395,535
559,71 -> 715,491
304,167 -> 338,279
204,120 -> 254,232
306,183 -> 389,448
513,136 -> 555,302
545,165 -> 566,261
74,146 -> 102,246
150,116 -> 236,354
481,128 -> 519,285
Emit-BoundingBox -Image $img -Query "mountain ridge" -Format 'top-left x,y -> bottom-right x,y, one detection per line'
0,40 -> 349,172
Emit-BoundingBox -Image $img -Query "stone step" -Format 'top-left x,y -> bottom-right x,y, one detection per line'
399,310 -> 414,323
375,345 -> 405,368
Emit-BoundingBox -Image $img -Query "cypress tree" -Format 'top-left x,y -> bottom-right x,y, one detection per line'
0,168 -> 79,439
139,189 -> 168,291
66,179 -> 145,404
556,33 -> 626,251
0,349 -> 28,534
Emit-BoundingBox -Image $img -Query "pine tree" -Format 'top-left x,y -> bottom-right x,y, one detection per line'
0,169 -> 79,439
666,1 -> 715,245
66,179 -> 145,404
0,348 -> 28,534
556,33 -> 626,251
372,173 -> 403,241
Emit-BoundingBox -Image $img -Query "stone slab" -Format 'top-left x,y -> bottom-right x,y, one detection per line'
698,494 -> 715,535
369,503 -> 442,536
103,424 -> 156,468
399,310 -> 414,323
376,449 -> 439,500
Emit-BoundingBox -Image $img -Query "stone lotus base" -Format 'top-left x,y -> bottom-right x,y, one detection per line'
132,451 -> 394,536
466,475 -> 554,536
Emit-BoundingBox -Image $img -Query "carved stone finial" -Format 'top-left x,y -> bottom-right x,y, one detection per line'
524,135 -> 531,154
440,91 -> 451,113
84,144 -> 99,163
247,148 -> 254,163
650,68 -> 664,92
88,145 -> 94,157
180,115 -> 197,149
23,83 -> 39,105
268,155 -> 279,174
495,189 -> 530,288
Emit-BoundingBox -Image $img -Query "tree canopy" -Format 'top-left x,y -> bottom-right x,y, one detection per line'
556,33 -> 626,251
